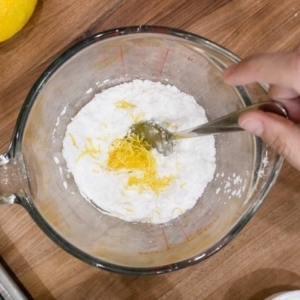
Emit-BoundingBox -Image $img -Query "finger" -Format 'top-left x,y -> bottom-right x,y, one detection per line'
268,85 -> 300,123
223,52 -> 300,93
276,97 -> 300,123
268,85 -> 299,100
238,110 -> 300,171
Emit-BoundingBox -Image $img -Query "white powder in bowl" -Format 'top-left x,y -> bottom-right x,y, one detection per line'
62,80 -> 216,224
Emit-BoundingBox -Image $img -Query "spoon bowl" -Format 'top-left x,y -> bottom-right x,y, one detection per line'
131,101 -> 288,156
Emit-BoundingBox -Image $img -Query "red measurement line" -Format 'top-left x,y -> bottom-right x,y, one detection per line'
158,49 -> 169,76
119,45 -> 126,75
160,225 -> 170,250
177,219 -> 189,242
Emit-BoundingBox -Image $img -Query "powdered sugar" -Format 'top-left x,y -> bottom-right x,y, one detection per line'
62,80 -> 216,223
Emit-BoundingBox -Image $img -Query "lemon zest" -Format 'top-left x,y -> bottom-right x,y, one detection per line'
114,100 -> 136,109
107,133 -> 174,194
97,134 -> 109,141
130,111 -> 146,123
162,120 -> 172,127
76,137 -> 101,162
69,133 -> 79,148
180,182 -> 187,188
94,162 -> 104,169
162,121 -> 178,131
172,207 -> 183,214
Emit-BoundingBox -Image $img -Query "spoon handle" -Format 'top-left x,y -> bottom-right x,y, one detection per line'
176,101 -> 288,138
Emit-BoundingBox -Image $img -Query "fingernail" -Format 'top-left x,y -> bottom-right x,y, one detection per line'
239,118 -> 264,136
223,64 -> 238,78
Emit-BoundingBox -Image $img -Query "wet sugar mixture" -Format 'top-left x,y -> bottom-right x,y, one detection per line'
62,80 -> 216,224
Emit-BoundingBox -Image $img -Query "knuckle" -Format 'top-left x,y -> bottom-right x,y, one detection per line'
270,134 -> 291,159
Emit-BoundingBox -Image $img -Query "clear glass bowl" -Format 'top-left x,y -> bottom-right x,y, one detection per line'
0,26 -> 282,275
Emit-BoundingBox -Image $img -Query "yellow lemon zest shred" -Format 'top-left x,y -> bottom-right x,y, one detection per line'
130,111 -> 146,123
95,162 -> 104,168
107,133 -> 174,194
162,121 -> 178,131
180,182 -> 187,188
97,134 -> 109,141
114,100 -> 136,109
76,137 -> 101,162
162,120 -> 172,128
172,207 -> 183,214
69,133 -> 79,148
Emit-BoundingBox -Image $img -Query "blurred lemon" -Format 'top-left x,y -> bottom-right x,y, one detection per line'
0,0 -> 37,42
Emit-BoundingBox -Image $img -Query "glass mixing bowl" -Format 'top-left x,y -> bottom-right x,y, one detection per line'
0,26 -> 282,275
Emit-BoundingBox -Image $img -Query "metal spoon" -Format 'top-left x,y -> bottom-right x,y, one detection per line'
130,101 -> 288,156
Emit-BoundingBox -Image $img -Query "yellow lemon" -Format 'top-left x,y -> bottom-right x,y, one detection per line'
0,0 -> 37,42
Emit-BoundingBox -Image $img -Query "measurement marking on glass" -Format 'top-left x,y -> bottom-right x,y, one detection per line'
119,45 -> 126,75
158,49 -> 169,76
160,225 -> 170,250
177,219 -> 189,242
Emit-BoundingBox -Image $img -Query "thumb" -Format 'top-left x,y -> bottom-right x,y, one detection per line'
238,111 -> 300,171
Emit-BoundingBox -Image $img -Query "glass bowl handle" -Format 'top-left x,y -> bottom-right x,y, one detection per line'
0,154 -> 25,205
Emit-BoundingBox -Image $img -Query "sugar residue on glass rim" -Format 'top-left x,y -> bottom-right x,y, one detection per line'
62,80 -> 216,224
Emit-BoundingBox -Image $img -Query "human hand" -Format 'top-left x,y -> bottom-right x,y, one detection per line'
223,45 -> 300,171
